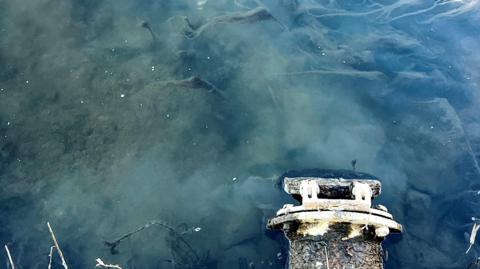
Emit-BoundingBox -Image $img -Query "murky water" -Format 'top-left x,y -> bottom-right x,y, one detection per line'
1,0 -> 480,268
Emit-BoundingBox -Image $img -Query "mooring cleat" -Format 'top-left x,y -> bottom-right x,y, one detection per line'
267,170 -> 402,269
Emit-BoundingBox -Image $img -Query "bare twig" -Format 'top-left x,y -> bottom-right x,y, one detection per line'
95,258 -> 123,269
324,245 -> 330,269
4,245 -> 16,269
319,241 -> 330,269
47,222 -> 68,269
48,246 -> 55,269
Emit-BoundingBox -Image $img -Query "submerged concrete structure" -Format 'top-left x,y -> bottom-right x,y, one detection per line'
267,170 -> 402,269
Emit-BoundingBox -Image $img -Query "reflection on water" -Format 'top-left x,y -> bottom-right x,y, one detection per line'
0,0 -> 480,268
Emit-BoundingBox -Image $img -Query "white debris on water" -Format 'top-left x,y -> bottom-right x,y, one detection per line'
120,94 -> 125,98
194,227 -> 202,232
196,0 -> 207,10
466,222 -> 480,253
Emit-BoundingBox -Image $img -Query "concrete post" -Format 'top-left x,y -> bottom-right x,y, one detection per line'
267,173 -> 402,269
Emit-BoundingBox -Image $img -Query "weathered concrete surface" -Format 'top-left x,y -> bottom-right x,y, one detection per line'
286,224 -> 383,269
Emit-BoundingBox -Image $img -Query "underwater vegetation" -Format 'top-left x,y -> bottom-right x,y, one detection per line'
0,0 -> 480,268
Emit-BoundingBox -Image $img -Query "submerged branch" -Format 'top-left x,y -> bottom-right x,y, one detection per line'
104,220 -> 199,260
158,76 -> 226,98
140,21 -> 157,43
276,69 -> 385,80
300,0 -> 479,24
169,7 -> 278,39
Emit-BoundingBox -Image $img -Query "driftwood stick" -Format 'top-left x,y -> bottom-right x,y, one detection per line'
95,258 -> 123,269
47,222 -> 68,269
4,245 -> 16,269
48,246 -> 55,269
